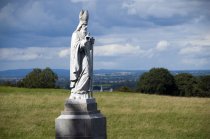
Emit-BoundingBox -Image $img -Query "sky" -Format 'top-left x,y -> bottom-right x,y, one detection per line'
0,0 -> 210,71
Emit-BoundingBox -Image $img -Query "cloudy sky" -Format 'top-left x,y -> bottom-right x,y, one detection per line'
0,0 -> 210,71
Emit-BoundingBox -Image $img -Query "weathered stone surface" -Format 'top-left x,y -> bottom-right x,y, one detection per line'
55,98 -> 106,139
56,114 -> 106,139
55,10 -> 106,139
64,99 -> 97,112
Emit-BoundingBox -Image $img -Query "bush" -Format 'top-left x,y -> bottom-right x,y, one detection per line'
138,68 -> 176,95
117,86 -> 133,92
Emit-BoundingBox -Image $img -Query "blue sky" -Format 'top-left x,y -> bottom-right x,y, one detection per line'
0,0 -> 210,71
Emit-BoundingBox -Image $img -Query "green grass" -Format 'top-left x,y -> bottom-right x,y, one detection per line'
0,86 -> 210,139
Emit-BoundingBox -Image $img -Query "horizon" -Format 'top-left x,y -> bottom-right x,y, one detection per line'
0,0 -> 210,70
0,68 -> 210,72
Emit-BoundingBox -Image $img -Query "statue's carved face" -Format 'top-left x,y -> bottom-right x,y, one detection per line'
80,24 -> 88,37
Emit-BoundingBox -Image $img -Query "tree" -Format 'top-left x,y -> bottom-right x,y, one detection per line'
20,68 -> 42,88
174,73 -> 199,96
18,67 -> 58,88
138,68 -> 176,95
197,75 -> 210,97
40,67 -> 58,88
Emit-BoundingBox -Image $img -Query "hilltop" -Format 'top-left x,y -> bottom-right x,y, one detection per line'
0,86 -> 210,139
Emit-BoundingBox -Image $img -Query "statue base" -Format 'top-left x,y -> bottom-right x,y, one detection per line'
55,98 -> 107,139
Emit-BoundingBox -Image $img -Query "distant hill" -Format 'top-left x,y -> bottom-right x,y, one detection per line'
0,69 -> 209,79
0,69 -> 69,78
171,70 -> 210,76
0,69 -> 145,78
0,69 -> 33,78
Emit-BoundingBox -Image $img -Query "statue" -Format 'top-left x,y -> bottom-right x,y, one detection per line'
69,10 -> 95,99
55,11 -> 106,139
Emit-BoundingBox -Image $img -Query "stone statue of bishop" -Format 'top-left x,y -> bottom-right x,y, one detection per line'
56,11 -> 106,139
69,10 -> 94,100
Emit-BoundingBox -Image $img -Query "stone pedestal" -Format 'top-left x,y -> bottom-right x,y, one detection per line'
55,98 -> 106,139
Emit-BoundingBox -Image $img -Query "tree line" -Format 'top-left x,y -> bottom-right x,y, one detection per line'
137,68 -> 210,97
1,67 -> 210,97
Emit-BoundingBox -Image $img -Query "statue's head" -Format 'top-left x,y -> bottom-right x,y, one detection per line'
76,10 -> 89,31
79,10 -> 89,25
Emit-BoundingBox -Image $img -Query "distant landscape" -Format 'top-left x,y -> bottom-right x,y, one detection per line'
0,69 -> 210,90
1,69 -> 210,78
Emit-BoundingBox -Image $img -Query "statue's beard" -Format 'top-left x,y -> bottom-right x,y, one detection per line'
80,29 -> 87,38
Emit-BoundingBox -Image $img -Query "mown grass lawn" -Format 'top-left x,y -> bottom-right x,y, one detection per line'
0,86 -> 210,139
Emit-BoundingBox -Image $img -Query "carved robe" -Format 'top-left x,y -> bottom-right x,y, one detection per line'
70,31 -> 91,94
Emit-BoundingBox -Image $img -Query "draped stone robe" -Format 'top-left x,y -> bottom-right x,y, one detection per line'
70,30 -> 92,95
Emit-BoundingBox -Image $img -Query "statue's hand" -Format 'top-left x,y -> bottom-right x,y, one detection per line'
81,39 -> 88,46
90,37 -> 95,44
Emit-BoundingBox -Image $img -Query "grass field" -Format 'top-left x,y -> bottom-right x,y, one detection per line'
0,86 -> 210,139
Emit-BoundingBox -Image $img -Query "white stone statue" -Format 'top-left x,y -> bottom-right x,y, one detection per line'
69,10 -> 94,100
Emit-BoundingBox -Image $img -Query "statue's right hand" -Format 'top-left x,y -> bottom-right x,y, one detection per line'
81,39 -> 88,46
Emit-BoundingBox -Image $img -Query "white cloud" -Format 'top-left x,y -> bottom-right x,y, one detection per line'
96,35 -> 127,46
179,45 -> 210,67
0,0 -> 210,70
94,42 -> 166,60
179,36 -> 210,67
95,44 -> 142,56
94,61 -> 118,69
59,48 -> 70,58
0,1 -> 70,34
179,37 -> 210,56
71,0 -> 89,3
179,46 -> 204,55
0,47 -> 66,61
122,0 -> 200,18
185,35 -> 210,46
182,58 -> 208,67
156,40 -> 169,51
70,0 -> 96,10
